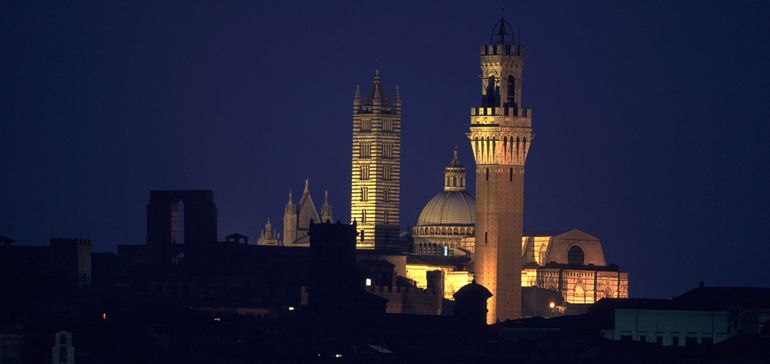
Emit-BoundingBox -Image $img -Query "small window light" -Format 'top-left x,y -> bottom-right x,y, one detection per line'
365,278 -> 372,287
213,317 -> 222,322
549,302 -> 556,309
443,246 -> 449,256
101,312 -> 108,320
335,353 -> 343,358
288,306 -> 295,311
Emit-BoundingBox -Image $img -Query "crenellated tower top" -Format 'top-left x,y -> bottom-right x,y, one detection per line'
469,16 -> 533,167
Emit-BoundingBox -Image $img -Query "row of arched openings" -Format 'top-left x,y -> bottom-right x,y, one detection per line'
472,135 -> 527,162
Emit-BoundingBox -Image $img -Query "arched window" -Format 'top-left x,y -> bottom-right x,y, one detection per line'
507,75 -> 516,107
503,136 -> 508,157
452,176 -> 457,187
567,245 -> 585,265
509,167 -> 513,181
484,75 -> 499,107
492,138 -> 496,158
485,168 -> 489,181
516,136 -> 520,157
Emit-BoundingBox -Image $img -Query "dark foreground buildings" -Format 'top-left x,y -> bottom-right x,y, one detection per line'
2,191 -> 770,363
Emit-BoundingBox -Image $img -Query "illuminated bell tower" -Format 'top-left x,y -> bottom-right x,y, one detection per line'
351,70 -> 401,250
469,18 -> 533,323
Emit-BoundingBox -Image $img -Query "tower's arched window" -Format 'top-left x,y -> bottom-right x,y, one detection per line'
503,136 -> 508,158
484,75 -> 499,107
567,245 -> 585,265
516,136 -> 520,156
492,138 -> 496,158
452,176 -> 457,187
507,75 -> 516,107
485,168 -> 489,181
509,168 -> 513,181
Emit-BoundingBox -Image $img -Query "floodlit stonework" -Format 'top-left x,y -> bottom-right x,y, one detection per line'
351,70 -> 401,250
257,179 -> 332,247
521,229 -> 629,304
469,20 -> 532,323
412,148 -> 476,257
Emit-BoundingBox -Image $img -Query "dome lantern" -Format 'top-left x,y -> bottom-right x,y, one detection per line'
444,146 -> 466,192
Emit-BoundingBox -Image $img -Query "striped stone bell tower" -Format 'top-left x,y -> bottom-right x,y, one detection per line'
468,18 -> 533,323
350,70 -> 401,250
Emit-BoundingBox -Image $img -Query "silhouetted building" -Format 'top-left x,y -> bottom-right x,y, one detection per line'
596,285 -> 770,346
454,279 -> 492,329
146,190 -> 217,248
308,221 -> 386,337
51,331 -> 74,364
0,325 -> 23,364
50,238 -> 92,288
0,237 -> 92,291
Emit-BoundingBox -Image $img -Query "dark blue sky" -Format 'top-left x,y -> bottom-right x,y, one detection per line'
2,1 -> 769,298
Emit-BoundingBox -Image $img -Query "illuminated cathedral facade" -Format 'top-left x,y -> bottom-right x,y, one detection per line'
257,18 -> 628,320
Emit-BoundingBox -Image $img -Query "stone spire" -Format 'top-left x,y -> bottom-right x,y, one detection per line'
283,190 -> 297,245
365,69 -> 389,110
284,190 -> 296,215
353,84 -> 361,112
444,146 -> 466,192
257,217 -> 279,246
320,190 -> 333,223
296,178 -> 320,244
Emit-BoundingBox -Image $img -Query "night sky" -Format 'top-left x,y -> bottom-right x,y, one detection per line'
2,1 -> 769,298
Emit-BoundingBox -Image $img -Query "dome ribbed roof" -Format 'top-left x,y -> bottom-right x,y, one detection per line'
416,191 -> 475,226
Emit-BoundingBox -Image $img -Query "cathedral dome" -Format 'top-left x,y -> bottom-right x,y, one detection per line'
412,148 -> 476,257
416,191 -> 475,226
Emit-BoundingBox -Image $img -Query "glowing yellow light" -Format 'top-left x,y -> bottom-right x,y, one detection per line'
549,302 -> 556,309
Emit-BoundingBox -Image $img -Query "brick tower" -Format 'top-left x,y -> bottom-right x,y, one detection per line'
468,18 -> 533,323
350,70 -> 401,250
